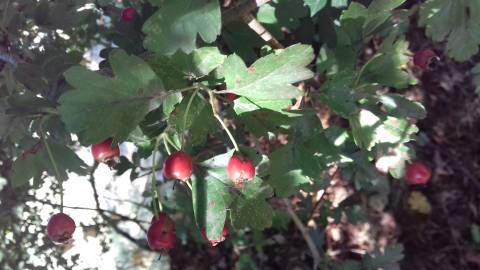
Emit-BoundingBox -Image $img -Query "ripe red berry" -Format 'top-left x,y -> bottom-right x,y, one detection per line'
121,7 -> 136,22
405,161 -> 431,185
226,93 -> 238,102
91,138 -> 120,164
47,213 -> 76,244
147,213 -> 175,250
227,154 -> 255,185
163,151 -> 193,181
413,49 -> 439,71
201,223 -> 229,246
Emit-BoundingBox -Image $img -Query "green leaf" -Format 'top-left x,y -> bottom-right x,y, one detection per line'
304,0 -> 327,16
224,44 -> 314,100
158,181 -> 192,212
143,0 -> 221,55
150,47 -> 226,85
350,110 -> 418,150
59,50 -> 163,144
231,194 -> 273,230
268,141 -> 326,197
378,94 -> 426,119
473,63 -> 480,95
363,244 -> 404,270
236,108 -> 297,137
167,93 -> 218,147
316,72 -> 358,118
10,140 -> 87,188
331,0 -> 349,8
419,0 -> 480,61
193,151 -> 235,240
360,34 -> 417,89
257,0 -> 309,39
363,0 -> 406,38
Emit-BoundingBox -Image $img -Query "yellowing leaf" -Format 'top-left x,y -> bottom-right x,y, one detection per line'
408,191 -> 432,214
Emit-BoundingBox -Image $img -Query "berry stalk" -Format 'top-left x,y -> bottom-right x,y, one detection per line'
208,91 -> 240,152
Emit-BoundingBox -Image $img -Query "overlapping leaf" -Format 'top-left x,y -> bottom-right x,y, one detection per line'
11,140 -> 87,188
59,50 -> 163,144
224,44 -> 314,101
349,110 -> 418,151
419,0 -> 480,61
193,151 -> 234,240
143,0 -> 221,55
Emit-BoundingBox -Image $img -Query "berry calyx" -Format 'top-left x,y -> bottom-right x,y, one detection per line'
163,151 -> 193,181
413,49 -> 439,71
147,213 -> 175,250
405,161 -> 431,185
91,138 -> 120,165
226,93 -> 239,102
201,223 -> 229,246
121,7 -> 136,22
227,154 -> 255,185
47,213 -> 76,244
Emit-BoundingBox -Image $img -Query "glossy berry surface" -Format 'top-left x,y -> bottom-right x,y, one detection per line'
147,213 -> 175,250
91,138 -> 120,163
227,154 -> 255,185
226,93 -> 239,102
121,7 -> 136,22
163,151 -> 193,181
201,223 -> 229,246
47,213 -> 76,244
413,49 -> 439,71
405,161 -> 431,185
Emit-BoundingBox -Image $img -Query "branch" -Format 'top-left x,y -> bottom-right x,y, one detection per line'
31,198 -> 149,225
283,198 -> 321,269
241,13 -> 284,49
87,163 -> 150,250
222,0 -> 272,25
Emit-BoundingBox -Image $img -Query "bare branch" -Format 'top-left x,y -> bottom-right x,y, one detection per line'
241,13 -> 284,49
283,198 -> 321,269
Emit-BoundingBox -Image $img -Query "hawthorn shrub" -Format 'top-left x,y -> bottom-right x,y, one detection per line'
0,0 -> 471,269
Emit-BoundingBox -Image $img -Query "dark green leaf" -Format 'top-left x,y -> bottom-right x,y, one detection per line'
378,94 -> 426,119
59,50 -> 163,144
143,0 -> 221,55
167,93 -> 218,147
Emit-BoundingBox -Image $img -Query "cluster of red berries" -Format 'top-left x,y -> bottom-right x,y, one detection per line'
163,150 -> 255,186
47,138 -> 254,249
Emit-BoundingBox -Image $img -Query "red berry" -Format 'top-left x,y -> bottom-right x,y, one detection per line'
121,7 -> 136,22
147,213 -> 175,250
91,138 -> 120,164
201,222 -> 229,246
226,93 -> 238,102
405,161 -> 431,185
413,49 -> 439,71
227,154 -> 255,185
47,213 -> 76,244
163,151 -> 193,181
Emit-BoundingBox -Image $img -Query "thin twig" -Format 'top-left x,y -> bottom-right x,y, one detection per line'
283,198 -> 321,269
150,135 -> 162,218
208,91 -> 240,152
222,0 -> 272,25
87,163 -> 150,249
241,13 -> 284,49
31,197 -> 149,224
